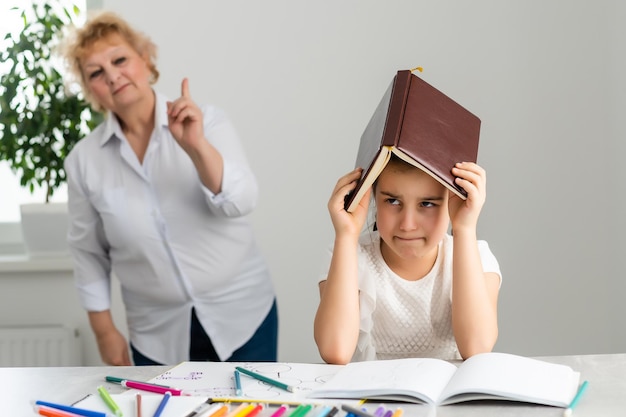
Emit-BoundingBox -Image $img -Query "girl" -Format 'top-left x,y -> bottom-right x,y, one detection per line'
314,156 -> 501,364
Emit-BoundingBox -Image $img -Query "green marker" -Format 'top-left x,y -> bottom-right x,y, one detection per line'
97,385 -> 123,417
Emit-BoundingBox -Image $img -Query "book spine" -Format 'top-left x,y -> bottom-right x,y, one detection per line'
381,70 -> 412,147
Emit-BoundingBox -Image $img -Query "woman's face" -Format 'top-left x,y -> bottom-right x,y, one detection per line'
80,33 -> 153,114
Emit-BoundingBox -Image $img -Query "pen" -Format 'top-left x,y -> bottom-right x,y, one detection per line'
105,376 -> 172,388
97,385 -> 123,417
564,380 -> 589,417
341,404 -> 377,417
185,398 -> 214,417
269,405 -> 289,417
235,366 -> 295,393
234,370 -> 243,396
152,392 -> 171,417
35,401 -> 106,417
121,379 -> 184,396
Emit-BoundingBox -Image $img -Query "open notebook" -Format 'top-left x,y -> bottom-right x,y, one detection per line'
308,352 -> 581,407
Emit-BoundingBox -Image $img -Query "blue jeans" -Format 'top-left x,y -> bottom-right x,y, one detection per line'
131,300 -> 278,365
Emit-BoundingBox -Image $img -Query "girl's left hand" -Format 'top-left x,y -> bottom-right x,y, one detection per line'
167,77 -> 205,152
448,162 -> 487,231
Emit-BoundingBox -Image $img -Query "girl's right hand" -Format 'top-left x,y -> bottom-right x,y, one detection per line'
328,168 -> 371,238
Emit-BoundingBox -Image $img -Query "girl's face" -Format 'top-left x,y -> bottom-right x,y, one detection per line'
375,162 -> 450,269
80,33 -> 153,114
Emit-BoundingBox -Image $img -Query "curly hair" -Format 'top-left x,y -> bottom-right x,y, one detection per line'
59,10 -> 159,112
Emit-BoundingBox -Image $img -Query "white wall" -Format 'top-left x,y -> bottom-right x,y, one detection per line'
62,0 -> 625,362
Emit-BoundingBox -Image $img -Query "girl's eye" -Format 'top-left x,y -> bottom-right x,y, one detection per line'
113,56 -> 126,65
385,198 -> 400,206
420,201 -> 437,208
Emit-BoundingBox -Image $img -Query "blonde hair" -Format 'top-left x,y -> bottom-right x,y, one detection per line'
60,10 -> 159,112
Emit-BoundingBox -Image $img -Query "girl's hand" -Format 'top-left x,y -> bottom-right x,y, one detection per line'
167,78 -> 205,153
328,168 -> 370,239
448,162 -> 486,232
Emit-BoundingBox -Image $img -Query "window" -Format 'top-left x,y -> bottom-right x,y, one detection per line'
0,0 -> 86,223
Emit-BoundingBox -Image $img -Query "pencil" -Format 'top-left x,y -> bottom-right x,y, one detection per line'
269,405 -> 289,417
208,397 -> 311,407
235,367 -> 296,393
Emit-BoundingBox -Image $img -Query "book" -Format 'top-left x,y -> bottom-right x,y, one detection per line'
344,69 -> 481,212
307,352 -> 581,407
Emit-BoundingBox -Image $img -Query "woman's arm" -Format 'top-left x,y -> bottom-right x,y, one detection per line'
88,310 -> 131,366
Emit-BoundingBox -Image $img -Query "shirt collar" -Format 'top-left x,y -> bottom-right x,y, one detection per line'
98,91 -> 170,147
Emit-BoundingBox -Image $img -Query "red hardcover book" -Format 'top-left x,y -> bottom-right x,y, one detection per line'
344,70 -> 481,212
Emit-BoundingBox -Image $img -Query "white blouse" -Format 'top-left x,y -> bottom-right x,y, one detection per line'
65,92 -> 275,364
319,231 -> 501,362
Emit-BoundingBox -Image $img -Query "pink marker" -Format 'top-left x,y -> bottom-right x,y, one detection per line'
269,405 -> 289,417
121,379 -> 184,396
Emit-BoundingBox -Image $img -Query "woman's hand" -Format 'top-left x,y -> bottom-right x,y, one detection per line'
328,168 -> 370,239
448,162 -> 486,232
167,78 -> 205,153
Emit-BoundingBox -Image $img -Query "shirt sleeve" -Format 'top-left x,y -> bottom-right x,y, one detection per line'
478,240 -> 503,287
199,106 -> 259,217
64,147 -> 113,311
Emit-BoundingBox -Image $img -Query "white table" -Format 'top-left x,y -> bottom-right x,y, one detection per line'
3,353 -> 623,416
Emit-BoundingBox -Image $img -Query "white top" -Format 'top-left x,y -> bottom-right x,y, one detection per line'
64,92 -> 275,364
319,231 -> 501,362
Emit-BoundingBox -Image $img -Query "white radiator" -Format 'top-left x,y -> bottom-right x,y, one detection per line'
0,325 -> 82,367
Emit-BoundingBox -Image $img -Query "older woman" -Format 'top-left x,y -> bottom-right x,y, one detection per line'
61,11 -> 277,365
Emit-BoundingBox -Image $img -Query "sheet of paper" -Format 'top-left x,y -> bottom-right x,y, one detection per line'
147,361 -> 343,402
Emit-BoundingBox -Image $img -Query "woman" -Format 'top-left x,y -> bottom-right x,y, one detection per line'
61,11 -> 277,365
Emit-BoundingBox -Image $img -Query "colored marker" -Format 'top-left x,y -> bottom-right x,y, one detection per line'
121,379 -> 184,396
564,380 -> 589,417
244,404 -> 264,417
373,406 -> 385,417
326,407 -> 340,417
235,367 -> 295,393
310,405 -> 331,417
35,401 -> 106,417
341,404 -> 377,417
234,370 -> 243,396
269,405 -> 289,417
97,385 -> 123,417
391,408 -> 403,417
184,398 -> 215,417
152,392 -> 171,417
105,376 -> 171,388
208,405 -> 230,417
35,405 -> 86,417
225,403 -> 248,417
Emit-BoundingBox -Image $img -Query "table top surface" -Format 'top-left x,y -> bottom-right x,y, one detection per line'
2,353 -> 624,417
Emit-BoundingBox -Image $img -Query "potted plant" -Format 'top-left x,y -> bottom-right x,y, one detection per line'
0,0 -> 102,256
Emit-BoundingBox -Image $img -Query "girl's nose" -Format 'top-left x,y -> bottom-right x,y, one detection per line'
399,209 -> 419,231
